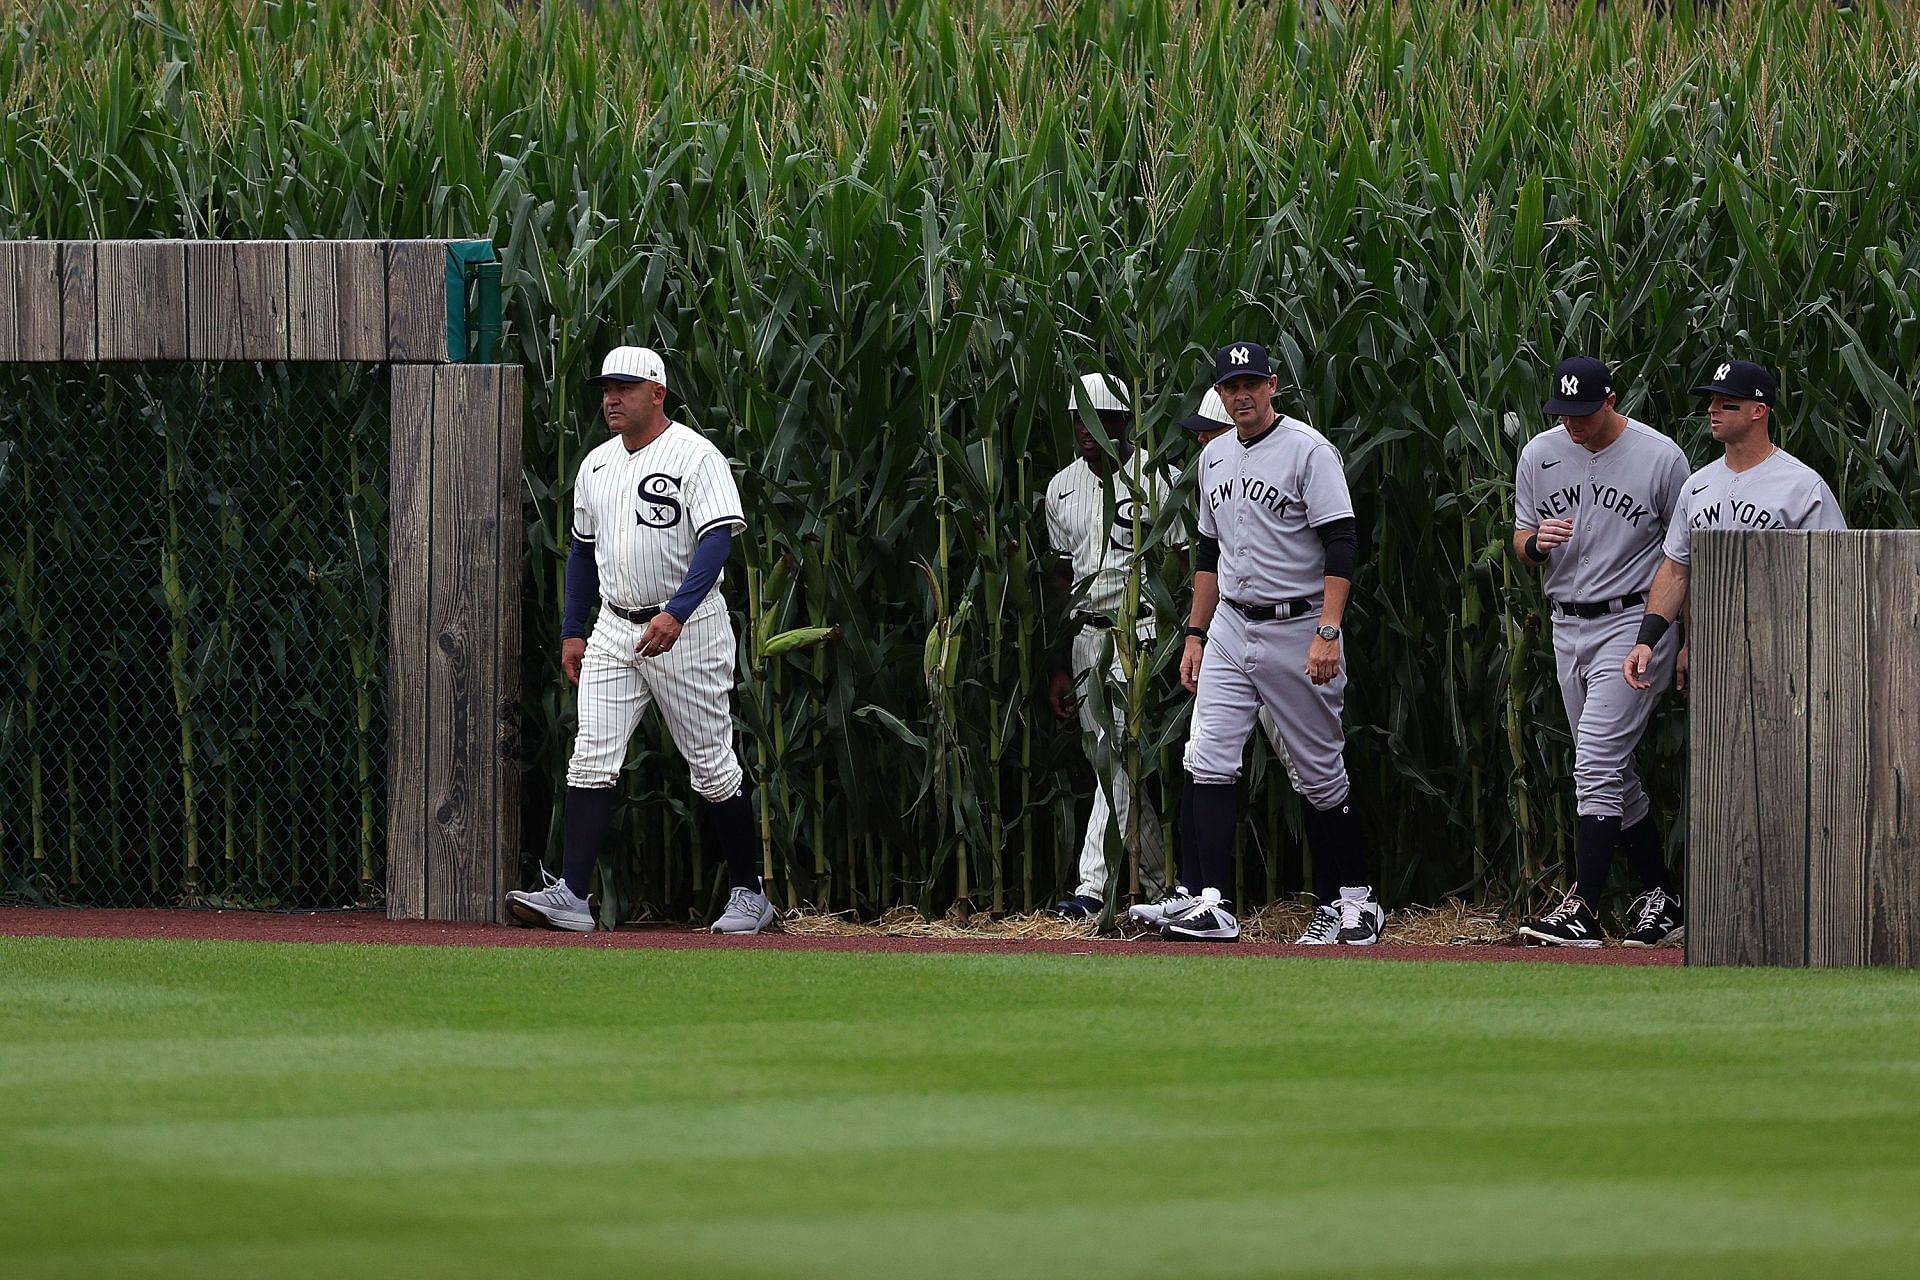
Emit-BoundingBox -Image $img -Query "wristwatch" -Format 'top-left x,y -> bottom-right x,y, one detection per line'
1314,624 -> 1341,642
1184,625 -> 1208,643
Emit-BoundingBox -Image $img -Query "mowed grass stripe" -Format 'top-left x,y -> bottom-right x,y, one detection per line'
2,940 -> 1917,1279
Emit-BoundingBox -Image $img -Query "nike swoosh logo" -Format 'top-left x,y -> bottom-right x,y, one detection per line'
1207,457 -> 1223,467
1540,459 -> 1563,469
1054,489 -> 1073,499
592,462 -> 609,473
1691,484 -> 1708,494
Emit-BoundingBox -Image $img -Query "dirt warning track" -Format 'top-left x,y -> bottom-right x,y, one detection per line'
0,906 -> 1681,965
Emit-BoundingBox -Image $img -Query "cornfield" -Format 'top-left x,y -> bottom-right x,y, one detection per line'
2,0 -> 1917,919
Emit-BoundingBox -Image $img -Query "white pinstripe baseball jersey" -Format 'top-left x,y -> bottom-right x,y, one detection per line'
1045,450 -> 1182,616
572,422 -> 746,621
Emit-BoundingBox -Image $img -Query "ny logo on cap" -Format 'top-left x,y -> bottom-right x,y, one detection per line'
1715,362 -> 1732,381
1560,374 -> 1579,397
1230,346 -> 1250,365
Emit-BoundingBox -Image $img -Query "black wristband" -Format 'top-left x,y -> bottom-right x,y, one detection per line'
1524,534 -> 1547,563
1185,625 -> 1208,643
1635,613 -> 1672,648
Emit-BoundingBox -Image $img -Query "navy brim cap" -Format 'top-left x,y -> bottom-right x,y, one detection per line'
1691,360 -> 1777,404
1213,342 -> 1273,383
1542,393 -> 1610,416
583,372 -> 652,385
1178,412 -> 1226,432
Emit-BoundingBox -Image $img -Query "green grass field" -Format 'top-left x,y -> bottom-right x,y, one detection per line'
4,939 -> 1918,1279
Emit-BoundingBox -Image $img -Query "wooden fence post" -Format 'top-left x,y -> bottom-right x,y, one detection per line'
385,364 -> 524,922
1690,530 -> 1920,966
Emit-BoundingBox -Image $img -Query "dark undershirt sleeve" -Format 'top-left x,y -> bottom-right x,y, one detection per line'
1196,533 -> 1220,573
562,536 -> 600,640
664,528 -> 733,622
1316,517 -> 1358,581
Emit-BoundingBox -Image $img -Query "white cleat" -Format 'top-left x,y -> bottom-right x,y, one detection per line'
505,870 -> 595,932
1335,894 -> 1385,946
1295,905 -> 1340,945
1128,885 -> 1202,929
1160,888 -> 1241,942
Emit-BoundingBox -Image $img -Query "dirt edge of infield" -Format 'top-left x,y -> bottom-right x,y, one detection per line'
0,906 -> 1681,965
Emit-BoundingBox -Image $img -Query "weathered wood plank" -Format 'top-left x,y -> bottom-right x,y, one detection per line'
0,242 -> 62,360
234,240 -> 290,361
0,243 -> 17,360
1807,532 -> 1871,966
185,241 -> 242,360
1689,530 -> 1810,966
386,241 -> 447,362
426,365 -> 504,921
97,241 -> 188,360
385,365 -> 436,920
1866,534 -> 1920,966
286,241 -> 340,360
337,240 -> 389,361
494,367 -> 525,914
16,242 -> 60,360
59,241 -> 99,361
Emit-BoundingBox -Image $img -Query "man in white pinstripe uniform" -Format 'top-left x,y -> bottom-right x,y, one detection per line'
1045,372 -> 1178,919
506,346 -> 772,935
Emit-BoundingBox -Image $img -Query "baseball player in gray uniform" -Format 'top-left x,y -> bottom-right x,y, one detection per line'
1045,373 -> 1179,919
1622,359 -> 1845,927
1513,356 -> 1691,947
506,346 -> 772,935
1130,343 -> 1381,945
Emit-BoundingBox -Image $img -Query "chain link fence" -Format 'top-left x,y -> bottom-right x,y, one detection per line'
0,363 -> 389,909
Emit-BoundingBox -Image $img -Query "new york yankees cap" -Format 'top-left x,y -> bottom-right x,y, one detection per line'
1069,372 -> 1130,414
586,345 -> 668,389
1692,358 -> 1777,406
1213,342 -> 1272,383
1178,387 -> 1233,433
1542,355 -> 1613,416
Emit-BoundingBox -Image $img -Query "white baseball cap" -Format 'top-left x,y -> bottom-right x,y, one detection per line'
1068,372 -> 1130,414
586,345 -> 667,390
1178,388 -> 1233,433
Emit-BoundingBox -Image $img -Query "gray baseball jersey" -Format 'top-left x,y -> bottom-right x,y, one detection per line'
1661,448 -> 1847,564
567,422 -> 748,803
1513,419 -> 1690,603
1045,450 -> 1182,616
1186,414 -> 1355,811
1513,417 -> 1688,824
572,422 -> 746,620
1197,415 -> 1353,603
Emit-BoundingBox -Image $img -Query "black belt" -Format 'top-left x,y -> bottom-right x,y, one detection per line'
1071,612 -> 1116,630
1551,592 -> 1646,619
1223,597 -> 1317,622
606,602 -> 664,624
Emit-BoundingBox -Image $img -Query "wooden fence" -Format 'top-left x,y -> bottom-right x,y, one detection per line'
0,238 -> 522,923
1689,529 -> 1920,966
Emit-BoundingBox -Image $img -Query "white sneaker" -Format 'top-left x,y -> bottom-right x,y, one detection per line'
1160,888 -> 1240,942
1295,905 -> 1340,945
505,870 -> 594,932
1128,885 -> 1201,928
1335,893 -> 1385,946
710,884 -> 776,935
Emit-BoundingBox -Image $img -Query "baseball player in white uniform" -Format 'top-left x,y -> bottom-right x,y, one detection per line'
1513,356 -> 1691,948
506,346 -> 772,935
1045,373 -> 1178,919
1131,343 -> 1382,945
1619,357 -> 1846,936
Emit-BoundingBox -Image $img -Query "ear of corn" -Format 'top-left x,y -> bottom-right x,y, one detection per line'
4,1 -> 1919,918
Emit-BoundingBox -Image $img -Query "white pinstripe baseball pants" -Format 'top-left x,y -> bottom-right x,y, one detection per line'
566,606 -> 744,801
1070,626 -> 1167,900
